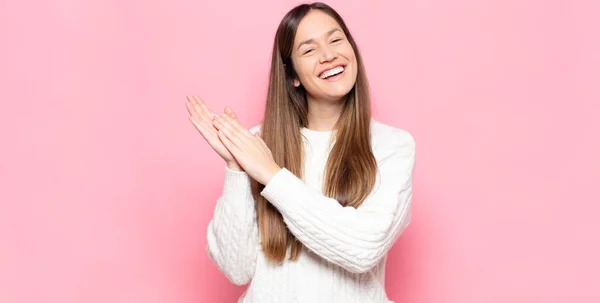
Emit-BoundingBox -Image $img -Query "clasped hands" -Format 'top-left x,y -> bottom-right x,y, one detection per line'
186,95 -> 282,185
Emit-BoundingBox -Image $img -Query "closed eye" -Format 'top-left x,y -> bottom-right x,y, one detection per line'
331,38 -> 343,43
303,49 -> 315,55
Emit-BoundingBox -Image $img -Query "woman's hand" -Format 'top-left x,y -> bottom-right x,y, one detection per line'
186,95 -> 242,171
212,112 -> 282,185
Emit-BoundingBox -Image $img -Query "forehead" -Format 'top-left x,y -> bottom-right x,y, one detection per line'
294,10 -> 342,44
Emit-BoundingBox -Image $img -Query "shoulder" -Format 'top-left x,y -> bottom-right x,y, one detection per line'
370,118 -> 415,156
369,119 -> 416,194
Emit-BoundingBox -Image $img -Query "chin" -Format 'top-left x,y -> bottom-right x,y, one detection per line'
319,74 -> 357,101
324,84 -> 354,100
305,78 -> 356,102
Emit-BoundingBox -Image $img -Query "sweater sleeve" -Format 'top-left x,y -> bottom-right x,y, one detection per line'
260,131 -> 415,274
206,125 -> 262,285
206,165 -> 259,285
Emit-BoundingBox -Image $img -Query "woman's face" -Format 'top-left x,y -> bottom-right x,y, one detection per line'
290,10 -> 358,102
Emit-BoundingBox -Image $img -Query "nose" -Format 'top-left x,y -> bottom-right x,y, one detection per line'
319,45 -> 337,63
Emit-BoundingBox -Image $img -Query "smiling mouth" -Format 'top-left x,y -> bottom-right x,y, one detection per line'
319,65 -> 346,79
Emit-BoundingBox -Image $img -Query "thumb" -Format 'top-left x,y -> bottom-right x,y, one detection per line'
224,106 -> 238,120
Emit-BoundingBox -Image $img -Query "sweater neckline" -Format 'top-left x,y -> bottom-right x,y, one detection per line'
300,127 -> 334,139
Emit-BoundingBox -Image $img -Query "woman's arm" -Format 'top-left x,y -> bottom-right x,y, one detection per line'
260,130 -> 416,274
206,127 -> 262,285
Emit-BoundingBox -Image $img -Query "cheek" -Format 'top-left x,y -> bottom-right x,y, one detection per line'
344,49 -> 358,77
298,67 -> 312,81
342,46 -> 357,63
294,60 -> 315,82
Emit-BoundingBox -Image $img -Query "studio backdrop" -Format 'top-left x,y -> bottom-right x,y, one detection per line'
1,0 -> 599,302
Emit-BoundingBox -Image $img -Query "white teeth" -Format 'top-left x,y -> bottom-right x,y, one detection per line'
320,66 -> 345,79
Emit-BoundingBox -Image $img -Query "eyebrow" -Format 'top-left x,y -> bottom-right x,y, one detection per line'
296,28 -> 342,51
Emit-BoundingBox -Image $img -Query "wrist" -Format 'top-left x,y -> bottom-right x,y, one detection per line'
226,161 -> 243,172
261,164 -> 282,185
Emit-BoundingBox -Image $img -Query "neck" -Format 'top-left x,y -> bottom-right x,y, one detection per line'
306,95 -> 344,131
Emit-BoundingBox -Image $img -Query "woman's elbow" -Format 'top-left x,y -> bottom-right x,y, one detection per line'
348,220 -> 412,273
348,253 -> 385,274
206,226 -> 256,286
225,270 -> 253,286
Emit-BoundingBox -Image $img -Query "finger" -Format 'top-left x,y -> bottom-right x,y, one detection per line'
224,106 -> 238,121
215,114 -> 243,137
186,95 -> 202,115
189,115 -> 205,133
194,96 -> 218,121
214,117 -> 243,148
189,96 -> 216,123
189,116 -> 218,144
221,113 -> 253,139
186,103 -> 209,128
186,97 -> 209,124
185,99 -> 201,119
217,128 -> 242,156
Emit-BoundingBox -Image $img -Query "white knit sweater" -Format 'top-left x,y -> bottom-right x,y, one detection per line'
206,119 -> 416,303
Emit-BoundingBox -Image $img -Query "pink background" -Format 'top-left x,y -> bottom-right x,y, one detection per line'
1,0 -> 599,302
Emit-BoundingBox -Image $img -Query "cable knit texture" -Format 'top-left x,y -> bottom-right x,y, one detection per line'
206,119 -> 415,303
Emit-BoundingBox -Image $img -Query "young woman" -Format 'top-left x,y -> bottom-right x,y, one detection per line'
186,2 -> 416,302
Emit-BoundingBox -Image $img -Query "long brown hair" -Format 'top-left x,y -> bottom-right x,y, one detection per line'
251,2 -> 378,263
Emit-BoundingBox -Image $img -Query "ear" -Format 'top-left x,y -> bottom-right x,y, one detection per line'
294,78 -> 301,87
